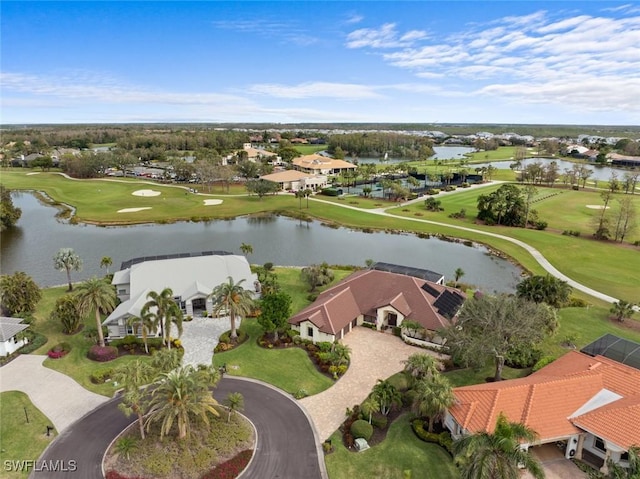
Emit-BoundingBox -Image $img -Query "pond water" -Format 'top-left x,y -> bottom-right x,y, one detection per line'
355,146 -> 476,164
1,193 -> 523,292
473,158 -> 633,182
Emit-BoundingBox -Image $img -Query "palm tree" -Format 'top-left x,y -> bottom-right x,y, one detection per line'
295,190 -> 305,209
605,446 -> 640,479
454,268 -> 465,287
209,277 -> 254,340
75,277 -> 116,348
143,288 -> 183,349
453,413 -> 544,479
114,359 -> 155,439
412,375 -> 455,433
100,256 -> 113,275
371,379 -> 402,416
610,300 -> 636,322
53,247 -> 83,291
361,396 -> 380,424
225,392 -> 244,422
240,242 -> 253,257
403,353 -> 440,385
128,310 -> 155,354
145,365 -> 220,440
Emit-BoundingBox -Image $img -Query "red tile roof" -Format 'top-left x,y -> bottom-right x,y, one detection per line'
449,351 -> 640,447
288,269 -> 464,335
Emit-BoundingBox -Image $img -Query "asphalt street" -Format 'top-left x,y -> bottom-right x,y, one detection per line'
31,377 -> 324,479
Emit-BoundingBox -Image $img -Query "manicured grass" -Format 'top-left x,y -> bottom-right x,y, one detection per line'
274,267 -> 353,314
294,145 -> 328,155
314,194 -> 394,210
0,391 -> 57,479
212,319 -> 334,396
324,413 -> 457,479
444,364 -> 532,388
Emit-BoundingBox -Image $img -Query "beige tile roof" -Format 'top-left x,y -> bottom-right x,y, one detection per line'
260,170 -> 315,182
292,154 -> 357,171
450,351 -> 640,447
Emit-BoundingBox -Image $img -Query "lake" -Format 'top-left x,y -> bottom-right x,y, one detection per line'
0,192 -> 523,292
354,146 -> 476,164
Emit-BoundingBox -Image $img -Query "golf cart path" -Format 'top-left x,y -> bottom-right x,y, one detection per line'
309,183 -> 619,305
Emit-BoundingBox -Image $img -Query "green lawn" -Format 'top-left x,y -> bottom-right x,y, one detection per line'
274,267 -> 353,313
0,391 -> 57,479
325,413 -> 457,479
212,319 -> 334,396
294,144 -> 327,155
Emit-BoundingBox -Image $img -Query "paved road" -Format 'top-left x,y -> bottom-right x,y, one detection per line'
32,377 -> 325,479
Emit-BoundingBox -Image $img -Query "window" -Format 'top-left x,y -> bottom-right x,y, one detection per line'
118,289 -> 126,295
594,437 -> 606,452
621,452 -> 629,462
307,327 -> 314,337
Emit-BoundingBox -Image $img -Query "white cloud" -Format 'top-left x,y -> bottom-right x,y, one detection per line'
248,81 -> 383,99
346,23 -> 427,49
344,13 -> 364,24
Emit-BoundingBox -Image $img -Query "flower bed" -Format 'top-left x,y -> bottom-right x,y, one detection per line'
47,342 -> 71,359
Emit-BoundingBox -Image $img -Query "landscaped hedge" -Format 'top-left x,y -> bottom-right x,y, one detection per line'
350,419 -> 374,441
370,413 -> 388,429
200,449 -> 253,479
87,345 -> 118,362
18,332 -> 48,354
411,419 -> 453,454
90,368 -> 114,384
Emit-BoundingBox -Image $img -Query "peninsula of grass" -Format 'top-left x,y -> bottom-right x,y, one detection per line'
324,413 -> 457,479
0,391 -> 57,479
212,319 -> 334,396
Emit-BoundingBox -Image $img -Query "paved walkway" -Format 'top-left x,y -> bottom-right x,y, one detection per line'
523,444 -> 587,479
299,327 -> 444,442
0,355 -> 109,432
178,315 -> 235,366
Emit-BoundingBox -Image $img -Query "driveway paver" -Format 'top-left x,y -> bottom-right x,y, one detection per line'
0,355 -> 109,432
299,327 -> 444,441
178,315 -> 235,366
523,444 -> 587,479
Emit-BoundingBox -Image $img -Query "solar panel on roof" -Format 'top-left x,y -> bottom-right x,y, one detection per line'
119,251 -> 234,270
434,290 -> 465,319
372,262 -> 444,283
421,283 -> 441,297
581,334 -> 640,371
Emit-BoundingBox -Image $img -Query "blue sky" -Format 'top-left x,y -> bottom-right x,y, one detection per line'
1,1 -> 639,125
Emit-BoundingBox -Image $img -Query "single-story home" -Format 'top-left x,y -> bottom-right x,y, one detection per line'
292,154 -> 357,175
239,143 -> 279,163
104,252 -> 257,339
288,267 -> 465,343
445,348 -> 640,473
259,170 -> 328,191
0,317 -> 29,356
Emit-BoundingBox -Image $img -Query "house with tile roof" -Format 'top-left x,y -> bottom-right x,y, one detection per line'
0,317 -> 29,357
292,154 -> 357,175
445,350 -> 640,473
288,268 -> 465,344
259,170 -> 328,192
104,252 -> 257,338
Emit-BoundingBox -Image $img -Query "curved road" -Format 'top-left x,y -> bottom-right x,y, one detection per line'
32,377 -> 325,479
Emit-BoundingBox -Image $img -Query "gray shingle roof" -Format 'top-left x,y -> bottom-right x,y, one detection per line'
0,317 -> 29,342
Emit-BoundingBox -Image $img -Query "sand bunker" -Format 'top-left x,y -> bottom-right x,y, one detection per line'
203,199 -> 223,206
132,189 -> 161,197
26,172 -> 40,175
586,205 -> 610,210
118,207 -> 152,213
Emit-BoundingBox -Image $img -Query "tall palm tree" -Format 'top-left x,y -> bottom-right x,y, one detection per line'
114,359 -> 155,439
412,375 -> 455,433
453,413 -> 544,479
128,310 -> 155,354
371,379 -> 402,416
75,277 -> 117,348
403,353 -> 440,386
143,288 -> 183,349
100,256 -> 113,275
145,365 -> 220,440
209,277 -> 254,340
454,268 -> 465,288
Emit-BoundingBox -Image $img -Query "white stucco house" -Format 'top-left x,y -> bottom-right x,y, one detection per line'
104,252 -> 258,339
259,170 -> 328,191
0,317 -> 29,356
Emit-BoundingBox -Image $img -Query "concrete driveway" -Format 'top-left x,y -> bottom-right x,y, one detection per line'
0,355 -> 109,432
523,444 -> 587,479
299,327 -> 444,441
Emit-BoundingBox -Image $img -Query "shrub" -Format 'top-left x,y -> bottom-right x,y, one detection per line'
371,413 -> 388,429
567,297 -> 589,307
392,326 -> 402,337
90,368 -> 114,384
19,332 -> 47,354
317,341 -> 333,353
387,372 -> 410,392
444,185 -> 456,192
427,188 -> 440,195
535,220 -> 548,230
460,182 -> 471,188
403,389 -> 419,407
505,344 -> 542,369
320,188 -> 340,197
350,419 -> 373,441
47,342 -> 72,359
532,356 -> 555,372
293,389 -> 308,399
306,293 -> 318,302
411,419 -> 453,454
449,209 -> 466,219
87,345 -> 118,362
